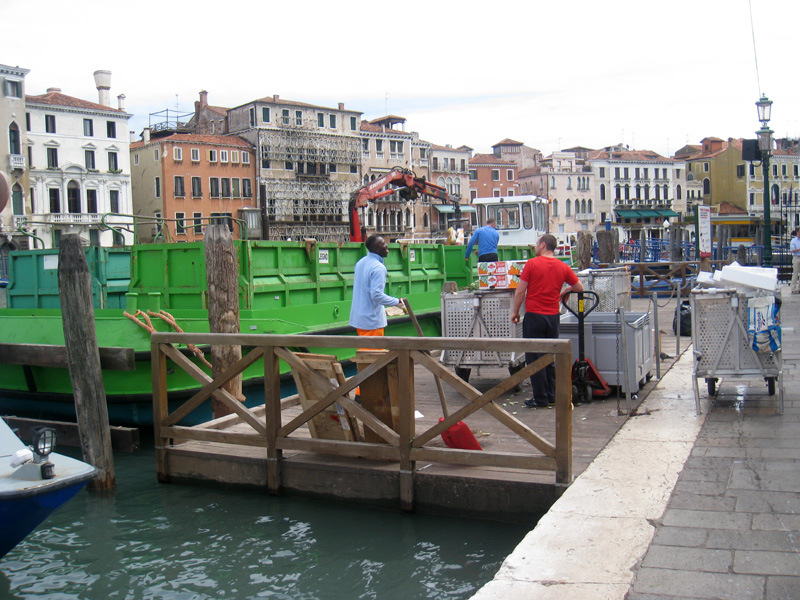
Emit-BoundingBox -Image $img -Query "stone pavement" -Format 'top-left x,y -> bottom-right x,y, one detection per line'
472,288 -> 800,600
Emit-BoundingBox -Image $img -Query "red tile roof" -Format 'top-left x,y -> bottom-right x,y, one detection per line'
131,133 -> 252,149
586,148 -> 673,162
26,91 -> 127,114
493,138 -> 523,146
470,153 -> 516,166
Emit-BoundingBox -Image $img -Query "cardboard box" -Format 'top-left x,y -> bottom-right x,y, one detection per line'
477,260 -> 527,289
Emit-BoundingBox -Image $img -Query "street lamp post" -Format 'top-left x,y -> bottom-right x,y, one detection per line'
756,95 -> 774,267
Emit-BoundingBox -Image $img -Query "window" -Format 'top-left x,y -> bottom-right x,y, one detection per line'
174,176 -> 185,197
600,183 -> 606,200
8,123 -> 20,155
221,178 -> 231,198
210,177 -> 220,198
492,170 -> 500,181
174,147 -> 183,161
242,151 -> 250,165
282,109 -> 290,125
107,121 -> 116,138
85,150 -> 95,170
191,176 -> 202,197
318,113 -> 324,127
49,188 -> 61,213
220,150 -> 229,163
232,178 -> 240,197
614,167 -> 620,179
469,169 -> 477,181
191,148 -> 200,162
493,189 -> 501,197
703,162 -> 709,172
155,176 -> 161,198
772,164 -> 778,178
782,164 -> 788,177
624,168 -> 629,179
154,149 -> 160,161
249,107 -> 256,126
295,110 -> 303,126
208,150 -> 217,162
193,212 -> 203,234
87,189 -> 98,213
108,151 -> 118,171
350,116 -> 357,130
110,189 -> 120,213
262,107 -> 270,123
552,199 -> 559,217
599,167 -> 605,178
243,179 -> 252,197
507,169 -> 513,181
329,114 -> 336,128
134,153 -> 139,166
736,164 -> 745,178
231,151 -> 239,164
5,79 -> 21,97
376,140 -> 383,156
390,140 -> 403,158
25,112 -> 30,131
565,199 -> 571,217
83,119 -> 94,136
45,114 -> 56,133
350,164 -> 357,174
175,212 -> 186,234
47,147 -> 58,168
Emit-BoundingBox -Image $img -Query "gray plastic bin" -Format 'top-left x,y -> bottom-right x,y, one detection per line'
559,311 -> 653,394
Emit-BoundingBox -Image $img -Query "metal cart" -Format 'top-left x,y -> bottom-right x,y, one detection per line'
440,288 -> 524,382
690,288 -> 783,414
565,267 -> 631,314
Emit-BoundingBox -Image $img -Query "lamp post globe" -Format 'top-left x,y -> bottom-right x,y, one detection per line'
756,95 -> 774,267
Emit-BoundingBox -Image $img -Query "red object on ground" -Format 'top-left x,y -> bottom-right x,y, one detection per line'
439,417 -> 482,450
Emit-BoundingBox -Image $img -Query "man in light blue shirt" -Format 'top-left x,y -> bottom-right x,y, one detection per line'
791,228 -> 800,293
464,218 -> 500,262
350,235 -> 404,334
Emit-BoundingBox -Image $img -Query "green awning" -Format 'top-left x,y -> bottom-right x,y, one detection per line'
636,209 -> 660,217
433,204 -> 476,213
615,209 -> 641,218
658,209 -> 680,218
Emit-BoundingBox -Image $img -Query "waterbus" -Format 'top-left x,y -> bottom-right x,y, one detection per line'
471,195 -> 549,246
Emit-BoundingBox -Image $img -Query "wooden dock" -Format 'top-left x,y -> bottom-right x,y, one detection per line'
153,297 -> 690,525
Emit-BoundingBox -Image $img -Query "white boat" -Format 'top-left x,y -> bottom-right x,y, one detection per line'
0,418 -> 97,558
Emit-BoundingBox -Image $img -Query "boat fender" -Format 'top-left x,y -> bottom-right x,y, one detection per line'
10,448 -> 33,468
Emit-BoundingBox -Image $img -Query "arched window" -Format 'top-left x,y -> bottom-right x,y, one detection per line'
8,122 -> 20,155
635,185 -> 641,198
772,183 -> 780,206
565,199 -> 571,217
67,180 -> 81,214
567,177 -> 572,190
367,208 -> 374,227
625,185 -> 630,200
551,176 -> 556,188
676,185 -> 682,200
600,184 -> 606,200
553,199 -> 559,217
702,178 -> 711,195
663,184 -> 668,199
588,199 -> 593,213
581,199 -> 586,214
574,199 -> 580,215
405,208 -> 411,228
615,185 -> 621,200
655,186 -> 661,200
11,183 -> 23,215
438,176 -> 446,189
644,185 -> 650,200
423,213 -> 428,228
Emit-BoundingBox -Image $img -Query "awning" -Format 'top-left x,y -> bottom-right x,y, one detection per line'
657,209 -> 680,218
636,209 -> 660,217
615,209 -> 640,218
433,205 -> 476,213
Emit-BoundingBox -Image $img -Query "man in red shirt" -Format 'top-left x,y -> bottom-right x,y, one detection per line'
511,234 -> 583,408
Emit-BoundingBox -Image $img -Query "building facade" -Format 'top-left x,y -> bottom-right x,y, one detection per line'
491,139 -> 542,171
428,143 -> 473,232
24,71 -> 134,249
130,132 -> 256,242
0,63 -> 30,260
468,154 -> 518,200
226,94 -> 362,241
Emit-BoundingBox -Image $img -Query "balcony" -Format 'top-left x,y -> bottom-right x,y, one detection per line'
9,154 -> 25,170
30,213 -> 103,225
575,213 -> 597,221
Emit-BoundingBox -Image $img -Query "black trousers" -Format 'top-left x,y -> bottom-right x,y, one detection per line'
478,253 -> 498,262
523,312 -> 560,404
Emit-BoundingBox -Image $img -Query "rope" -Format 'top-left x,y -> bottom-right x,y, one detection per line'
124,309 -> 213,369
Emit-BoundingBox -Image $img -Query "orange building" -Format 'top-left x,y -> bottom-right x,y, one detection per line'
130,132 -> 256,242
468,154 -> 518,199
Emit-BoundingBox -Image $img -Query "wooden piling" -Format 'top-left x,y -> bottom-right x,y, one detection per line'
205,224 -> 243,418
57,234 -> 115,490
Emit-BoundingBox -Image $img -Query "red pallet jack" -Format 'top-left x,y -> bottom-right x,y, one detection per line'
562,291 -> 611,404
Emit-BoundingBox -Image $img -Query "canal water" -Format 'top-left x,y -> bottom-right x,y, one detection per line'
0,437 -> 530,599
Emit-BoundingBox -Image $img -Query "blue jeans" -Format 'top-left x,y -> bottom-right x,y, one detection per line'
523,312 -> 560,404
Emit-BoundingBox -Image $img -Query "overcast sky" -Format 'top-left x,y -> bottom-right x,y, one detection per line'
4,0 -> 797,159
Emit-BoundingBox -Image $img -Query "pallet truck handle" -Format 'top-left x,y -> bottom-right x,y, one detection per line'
561,290 -> 600,318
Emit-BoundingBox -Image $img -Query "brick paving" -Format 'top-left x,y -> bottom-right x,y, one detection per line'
627,291 -> 800,599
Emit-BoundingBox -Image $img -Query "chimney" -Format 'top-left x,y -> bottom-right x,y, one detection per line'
143,128 -> 151,143
199,90 -> 208,108
46,87 -> 61,93
273,94 -> 279,102
93,70 -> 112,107
117,93 -> 126,111
129,131 -> 135,143
338,103 -> 344,110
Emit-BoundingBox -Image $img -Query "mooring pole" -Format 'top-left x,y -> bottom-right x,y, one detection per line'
205,224 -> 243,418
58,235 -> 115,490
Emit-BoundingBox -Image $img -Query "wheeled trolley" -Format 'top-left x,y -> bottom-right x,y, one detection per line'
690,288 -> 783,414
440,288 -> 525,383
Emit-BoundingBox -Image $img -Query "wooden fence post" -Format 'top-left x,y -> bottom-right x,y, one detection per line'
58,234 -> 115,490
205,224 -> 242,418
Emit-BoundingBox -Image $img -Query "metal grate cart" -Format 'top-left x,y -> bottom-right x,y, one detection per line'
565,267 -> 631,314
690,288 -> 783,414
440,288 -> 524,382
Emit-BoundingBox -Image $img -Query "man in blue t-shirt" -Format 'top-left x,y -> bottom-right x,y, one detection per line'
464,218 -> 500,262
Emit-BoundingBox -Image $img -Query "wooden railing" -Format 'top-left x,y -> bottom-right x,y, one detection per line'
151,333 -> 574,509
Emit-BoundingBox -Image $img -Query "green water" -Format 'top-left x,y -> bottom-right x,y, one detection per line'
0,440 -> 528,599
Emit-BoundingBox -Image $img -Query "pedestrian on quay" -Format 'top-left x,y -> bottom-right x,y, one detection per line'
791,228 -> 800,294
511,233 -> 583,408
350,234 -> 404,337
464,218 -> 500,262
